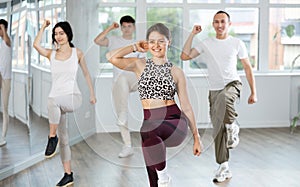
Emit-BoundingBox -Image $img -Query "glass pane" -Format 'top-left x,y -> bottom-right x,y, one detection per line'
11,10 -> 27,70
53,7 -> 63,22
269,8 -> 300,70
12,0 -> 22,11
227,8 -> 258,70
188,0 -> 220,3
147,7 -> 183,67
18,10 -> 26,69
27,0 -> 37,8
99,0 -> 135,2
27,10 -> 39,65
270,0 -> 299,4
188,9 -> 218,70
97,7 -> 135,70
0,3 -> 8,14
188,9 -> 258,71
225,0 -> 258,3
45,0 -> 52,6
147,0 -> 182,3
39,0 -> 45,7
54,0 -> 63,4
11,12 -> 20,68
37,10 -> 50,66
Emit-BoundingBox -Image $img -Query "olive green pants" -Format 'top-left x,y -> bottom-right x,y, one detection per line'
209,80 -> 242,164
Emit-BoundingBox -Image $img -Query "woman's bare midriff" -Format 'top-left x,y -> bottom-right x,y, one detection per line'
141,99 -> 176,109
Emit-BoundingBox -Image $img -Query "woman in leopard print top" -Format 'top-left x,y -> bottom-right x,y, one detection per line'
107,23 -> 202,187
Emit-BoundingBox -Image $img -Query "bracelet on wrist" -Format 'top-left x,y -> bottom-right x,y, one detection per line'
132,44 -> 137,53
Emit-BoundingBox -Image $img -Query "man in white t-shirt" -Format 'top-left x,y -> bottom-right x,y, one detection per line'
0,19 -> 12,147
94,15 -> 145,158
181,11 -> 257,183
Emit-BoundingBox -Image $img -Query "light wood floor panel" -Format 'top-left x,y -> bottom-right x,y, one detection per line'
0,127 -> 300,187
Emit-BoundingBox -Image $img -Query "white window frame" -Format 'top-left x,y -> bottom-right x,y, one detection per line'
96,0 -> 300,73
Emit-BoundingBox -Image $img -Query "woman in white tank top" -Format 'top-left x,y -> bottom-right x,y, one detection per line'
33,20 -> 96,187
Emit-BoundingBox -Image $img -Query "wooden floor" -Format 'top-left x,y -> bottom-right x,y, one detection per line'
0,111 -> 49,169
0,126 -> 300,187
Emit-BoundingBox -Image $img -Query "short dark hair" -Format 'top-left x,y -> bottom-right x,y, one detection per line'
215,10 -> 231,22
119,15 -> 135,25
0,19 -> 8,29
52,21 -> 75,47
146,23 -> 171,41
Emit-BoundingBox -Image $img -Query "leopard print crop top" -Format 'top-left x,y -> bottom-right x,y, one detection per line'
138,59 -> 176,100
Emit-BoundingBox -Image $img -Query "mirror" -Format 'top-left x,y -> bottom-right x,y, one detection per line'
0,0 -> 31,178
1,0 -> 97,180
0,0 -> 63,180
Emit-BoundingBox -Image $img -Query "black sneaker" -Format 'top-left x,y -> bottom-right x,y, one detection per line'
45,135 -> 58,158
56,172 -> 74,187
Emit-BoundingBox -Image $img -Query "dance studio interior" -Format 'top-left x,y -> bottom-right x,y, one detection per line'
0,0 -> 299,186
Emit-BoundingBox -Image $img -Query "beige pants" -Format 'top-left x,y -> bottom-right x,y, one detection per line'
209,80 -> 242,164
112,72 -> 138,147
47,94 -> 82,162
0,75 -> 11,138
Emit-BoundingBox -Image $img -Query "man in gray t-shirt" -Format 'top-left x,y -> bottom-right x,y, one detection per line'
94,15 -> 145,158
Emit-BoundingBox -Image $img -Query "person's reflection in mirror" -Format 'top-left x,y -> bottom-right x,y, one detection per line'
33,20 -> 97,187
0,19 -> 12,147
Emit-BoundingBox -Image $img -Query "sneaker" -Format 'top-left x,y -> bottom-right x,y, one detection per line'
56,172 -> 74,187
213,164 -> 232,183
226,122 -> 240,149
45,135 -> 59,158
118,146 -> 134,158
0,137 -> 6,147
158,175 -> 172,187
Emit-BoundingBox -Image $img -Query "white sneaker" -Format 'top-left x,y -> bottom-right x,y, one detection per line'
158,175 -> 171,187
118,146 -> 134,158
213,164 -> 232,183
226,122 -> 240,149
0,137 -> 7,147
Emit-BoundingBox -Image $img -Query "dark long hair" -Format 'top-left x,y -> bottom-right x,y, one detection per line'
52,21 -> 75,47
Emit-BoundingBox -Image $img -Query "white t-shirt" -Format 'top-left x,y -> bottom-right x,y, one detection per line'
107,35 -> 145,81
48,48 -> 81,97
194,36 -> 248,90
0,41 -> 12,79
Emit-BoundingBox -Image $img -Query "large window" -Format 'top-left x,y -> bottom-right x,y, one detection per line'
3,0 -> 300,72
187,8 -> 258,72
97,0 -> 300,72
97,7 -> 135,71
36,5 -> 65,67
11,8 -> 27,69
269,7 -> 300,70
147,7 -> 183,67
1,0 -> 66,70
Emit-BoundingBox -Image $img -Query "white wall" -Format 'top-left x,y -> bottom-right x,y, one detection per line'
30,60 -> 300,133
95,73 -> 299,132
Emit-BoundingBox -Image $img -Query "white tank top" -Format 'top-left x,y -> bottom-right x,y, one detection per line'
0,41 -> 12,79
48,48 -> 81,97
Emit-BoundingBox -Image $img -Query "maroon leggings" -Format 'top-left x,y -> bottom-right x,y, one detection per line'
140,104 -> 188,187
